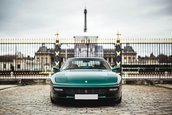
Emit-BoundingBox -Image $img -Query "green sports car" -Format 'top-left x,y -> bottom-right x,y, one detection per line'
50,57 -> 122,104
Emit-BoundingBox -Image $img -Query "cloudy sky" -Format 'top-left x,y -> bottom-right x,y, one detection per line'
0,0 -> 172,38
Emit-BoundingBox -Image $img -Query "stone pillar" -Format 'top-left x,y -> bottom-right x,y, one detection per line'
54,33 -> 61,67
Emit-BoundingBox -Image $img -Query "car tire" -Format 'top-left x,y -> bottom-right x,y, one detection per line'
50,96 -> 56,104
115,96 -> 122,104
110,96 -> 122,105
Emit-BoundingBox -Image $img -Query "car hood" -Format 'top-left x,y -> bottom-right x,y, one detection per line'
51,70 -> 121,86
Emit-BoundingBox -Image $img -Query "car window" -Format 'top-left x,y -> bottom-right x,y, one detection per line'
62,58 -> 111,70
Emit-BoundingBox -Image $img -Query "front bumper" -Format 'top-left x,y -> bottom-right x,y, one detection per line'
50,85 -> 122,100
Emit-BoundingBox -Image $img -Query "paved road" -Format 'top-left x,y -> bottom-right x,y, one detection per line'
0,85 -> 172,115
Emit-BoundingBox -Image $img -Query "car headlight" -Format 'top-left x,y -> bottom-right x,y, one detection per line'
106,76 -> 118,83
117,75 -> 122,84
109,88 -> 118,91
55,77 -> 67,83
54,88 -> 63,91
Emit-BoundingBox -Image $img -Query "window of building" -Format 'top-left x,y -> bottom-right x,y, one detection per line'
90,48 -> 92,52
124,57 -> 127,63
37,57 -> 39,60
10,64 -> 14,71
10,64 -> 12,68
17,64 -> 20,69
81,40 -> 84,43
79,48 -> 81,52
3,64 -> 6,69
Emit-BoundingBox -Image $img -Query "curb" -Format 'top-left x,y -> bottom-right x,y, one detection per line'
155,84 -> 172,90
0,85 -> 18,91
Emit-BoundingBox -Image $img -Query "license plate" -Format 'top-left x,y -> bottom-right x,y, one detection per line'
75,94 -> 98,100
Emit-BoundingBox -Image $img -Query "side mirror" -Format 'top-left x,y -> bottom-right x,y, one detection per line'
53,66 -> 60,73
112,66 -> 120,72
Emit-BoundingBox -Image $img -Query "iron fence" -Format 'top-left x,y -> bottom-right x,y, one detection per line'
0,37 -> 172,80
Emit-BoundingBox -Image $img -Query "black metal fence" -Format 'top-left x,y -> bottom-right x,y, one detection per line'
0,37 -> 172,80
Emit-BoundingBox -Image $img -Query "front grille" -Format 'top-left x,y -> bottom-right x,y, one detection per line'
64,88 -> 108,95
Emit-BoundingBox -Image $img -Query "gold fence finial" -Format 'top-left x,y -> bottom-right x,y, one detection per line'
116,32 -> 121,41
55,32 -> 59,40
55,32 -> 60,44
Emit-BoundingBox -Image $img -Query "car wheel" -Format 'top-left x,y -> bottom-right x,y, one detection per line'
50,96 -> 56,104
115,96 -> 122,104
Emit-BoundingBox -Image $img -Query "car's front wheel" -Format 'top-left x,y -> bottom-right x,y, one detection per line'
50,96 -> 56,104
115,96 -> 122,104
110,96 -> 122,104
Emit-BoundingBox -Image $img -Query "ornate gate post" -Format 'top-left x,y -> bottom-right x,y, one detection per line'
54,33 -> 61,67
114,32 -> 122,72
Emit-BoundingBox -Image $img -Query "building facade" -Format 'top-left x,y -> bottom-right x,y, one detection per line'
122,44 -> 137,64
35,44 -> 54,71
74,36 -> 103,57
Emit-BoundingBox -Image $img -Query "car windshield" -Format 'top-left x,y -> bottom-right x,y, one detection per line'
61,58 -> 111,70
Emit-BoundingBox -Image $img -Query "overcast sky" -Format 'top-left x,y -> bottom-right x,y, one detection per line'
0,0 -> 172,38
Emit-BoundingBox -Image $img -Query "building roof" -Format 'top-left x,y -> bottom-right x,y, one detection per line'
0,55 -> 16,62
138,53 -> 158,60
37,45 -> 48,52
123,45 -> 135,53
36,44 -> 54,54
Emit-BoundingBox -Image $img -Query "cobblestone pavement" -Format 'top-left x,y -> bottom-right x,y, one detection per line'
0,85 -> 172,115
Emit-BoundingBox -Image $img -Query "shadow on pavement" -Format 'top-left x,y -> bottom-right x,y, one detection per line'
52,100 -> 120,107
